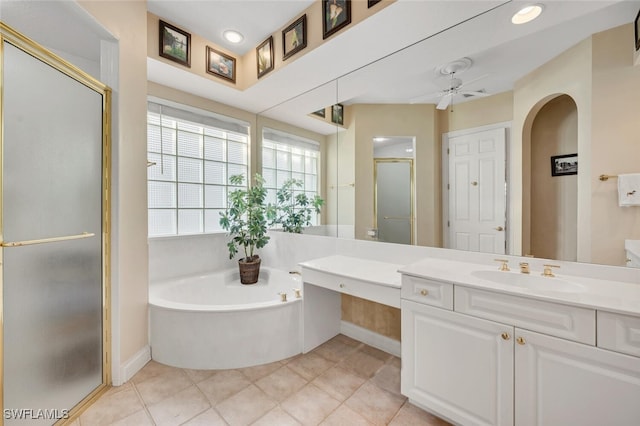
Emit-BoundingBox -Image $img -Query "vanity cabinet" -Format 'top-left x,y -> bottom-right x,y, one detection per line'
401,275 -> 640,426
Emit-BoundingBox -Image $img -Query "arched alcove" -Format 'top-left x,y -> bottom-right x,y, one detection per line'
523,94 -> 578,261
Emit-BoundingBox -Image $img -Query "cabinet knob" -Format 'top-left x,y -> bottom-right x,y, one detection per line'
420,289 -> 429,296
501,332 -> 511,341
516,336 -> 526,345
339,283 -> 345,288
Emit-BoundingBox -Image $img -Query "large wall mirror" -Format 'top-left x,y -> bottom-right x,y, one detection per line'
259,0 -> 640,268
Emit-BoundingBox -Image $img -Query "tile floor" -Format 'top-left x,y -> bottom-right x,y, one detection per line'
75,335 -> 452,426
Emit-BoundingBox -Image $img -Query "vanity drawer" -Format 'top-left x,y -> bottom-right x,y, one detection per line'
401,275 -> 454,310
597,311 -> 640,357
302,268 -> 400,308
455,287 -> 596,345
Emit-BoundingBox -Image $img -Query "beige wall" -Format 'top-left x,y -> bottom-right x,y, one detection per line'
78,0 -> 149,376
590,24 -> 640,265
438,91 -> 513,134
351,104 -> 439,247
530,95 -> 578,261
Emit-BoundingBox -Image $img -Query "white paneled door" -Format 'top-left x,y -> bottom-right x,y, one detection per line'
448,128 -> 506,254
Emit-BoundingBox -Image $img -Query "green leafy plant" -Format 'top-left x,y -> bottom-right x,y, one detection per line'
219,174 -> 269,261
267,178 -> 324,233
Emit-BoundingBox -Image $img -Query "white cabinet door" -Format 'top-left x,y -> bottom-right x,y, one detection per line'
401,300 -> 514,426
515,329 -> 640,426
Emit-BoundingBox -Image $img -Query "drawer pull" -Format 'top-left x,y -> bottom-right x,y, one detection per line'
339,283 -> 345,288
516,336 -> 526,345
501,332 -> 511,341
420,289 -> 429,296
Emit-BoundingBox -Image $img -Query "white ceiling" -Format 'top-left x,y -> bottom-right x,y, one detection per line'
146,0 -> 640,135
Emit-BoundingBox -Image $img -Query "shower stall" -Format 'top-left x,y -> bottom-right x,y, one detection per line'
0,23 -> 111,423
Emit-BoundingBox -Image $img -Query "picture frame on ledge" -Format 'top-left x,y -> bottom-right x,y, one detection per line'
312,108 -> 326,118
368,0 -> 382,8
551,153 -> 578,176
323,0 -> 351,40
159,20 -> 191,67
206,47 -> 236,83
635,8 -> 640,51
283,15 -> 307,61
257,36 -> 274,79
331,104 -> 344,125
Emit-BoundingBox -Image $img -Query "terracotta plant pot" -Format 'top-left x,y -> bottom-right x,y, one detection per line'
238,255 -> 261,284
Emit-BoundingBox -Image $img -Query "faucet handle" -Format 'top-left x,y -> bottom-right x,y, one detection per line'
494,259 -> 510,271
542,264 -> 560,277
519,262 -> 530,274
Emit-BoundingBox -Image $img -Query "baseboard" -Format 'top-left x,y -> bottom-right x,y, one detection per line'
340,321 -> 401,357
116,345 -> 151,385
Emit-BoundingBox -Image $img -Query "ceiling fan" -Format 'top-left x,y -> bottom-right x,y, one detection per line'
410,58 -> 490,110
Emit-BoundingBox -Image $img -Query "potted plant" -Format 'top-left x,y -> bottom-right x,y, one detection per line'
219,174 -> 269,284
267,178 -> 324,233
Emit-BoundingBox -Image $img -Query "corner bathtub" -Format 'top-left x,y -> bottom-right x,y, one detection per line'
149,268 -> 302,369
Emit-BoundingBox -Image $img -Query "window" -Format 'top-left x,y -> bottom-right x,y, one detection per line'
261,128 -> 321,225
147,99 -> 249,237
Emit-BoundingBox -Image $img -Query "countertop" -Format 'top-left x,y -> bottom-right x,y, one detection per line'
400,257 -> 640,316
299,255 -> 403,289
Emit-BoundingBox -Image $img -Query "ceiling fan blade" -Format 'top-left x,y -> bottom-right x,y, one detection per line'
461,90 -> 490,97
436,95 -> 452,110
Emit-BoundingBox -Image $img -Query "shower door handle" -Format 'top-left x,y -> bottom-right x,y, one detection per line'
1,232 -> 95,247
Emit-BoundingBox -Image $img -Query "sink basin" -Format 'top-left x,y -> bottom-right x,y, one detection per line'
471,270 -> 586,293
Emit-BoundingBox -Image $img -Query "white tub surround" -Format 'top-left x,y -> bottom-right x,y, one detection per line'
299,255 -> 402,354
399,257 -> 640,426
149,268 -> 302,369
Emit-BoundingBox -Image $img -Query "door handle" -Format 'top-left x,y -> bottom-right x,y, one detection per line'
1,232 -> 95,247
494,226 -> 504,231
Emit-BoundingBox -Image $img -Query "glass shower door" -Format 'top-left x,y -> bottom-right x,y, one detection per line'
374,159 -> 414,245
2,37 -> 106,423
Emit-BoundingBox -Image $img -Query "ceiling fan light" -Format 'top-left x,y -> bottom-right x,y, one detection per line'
511,4 -> 543,25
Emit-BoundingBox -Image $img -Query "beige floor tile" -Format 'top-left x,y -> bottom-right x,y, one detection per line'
216,384 -> 276,426
339,349 -> 387,379
182,408 -> 228,425
135,368 -> 192,406
147,385 -> 210,426
109,409 -> 154,426
370,363 -> 402,396
313,336 -> 361,363
240,361 -> 283,382
197,370 -> 252,405
255,365 -> 308,402
345,381 -> 406,426
102,382 -> 133,398
132,360 -> 180,384
332,334 -> 362,348
320,405 -> 373,426
79,385 -> 144,425
388,356 -> 402,369
312,366 -> 366,402
360,345 -> 393,363
287,352 -> 334,381
252,406 -> 301,426
67,418 -> 81,426
389,402 -> 453,426
184,368 -> 218,383
281,384 -> 341,425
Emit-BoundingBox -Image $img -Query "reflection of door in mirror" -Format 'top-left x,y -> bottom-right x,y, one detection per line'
444,127 -> 506,254
373,137 -> 415,245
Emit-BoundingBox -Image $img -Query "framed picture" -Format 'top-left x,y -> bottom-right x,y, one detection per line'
206,47 -> 236,83
312,108 -> 326,118
368,0 -> 382,8
159,20 -> 191,67
256,36 -> 274,79
551,153 -> 578,176
635,8 -> 640,51
283,15 -> 307,61
331,104 -> 344,125
323,0 -> 351,40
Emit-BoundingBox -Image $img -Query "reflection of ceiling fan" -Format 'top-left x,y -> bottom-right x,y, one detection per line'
411,58 -> 490,110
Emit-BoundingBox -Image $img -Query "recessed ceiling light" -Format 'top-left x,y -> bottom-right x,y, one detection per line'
223,30 -> 244,44
373,137 -> 387,142
511,4 -> 543,25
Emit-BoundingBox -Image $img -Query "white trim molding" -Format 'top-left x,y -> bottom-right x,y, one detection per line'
116,345 -> 151,386
340,321 -> 401,357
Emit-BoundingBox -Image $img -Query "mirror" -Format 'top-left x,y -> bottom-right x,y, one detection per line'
259,0 -> 640,268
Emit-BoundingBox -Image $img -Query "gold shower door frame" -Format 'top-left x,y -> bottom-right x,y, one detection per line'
0,22 -> 112,424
